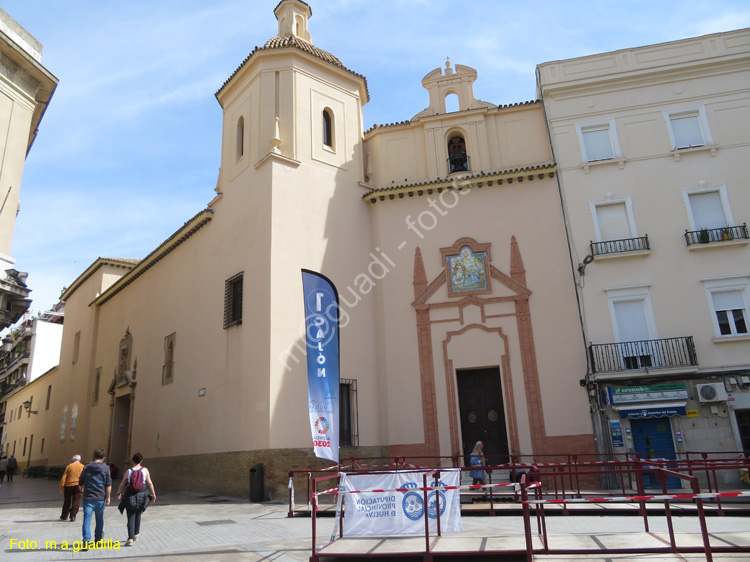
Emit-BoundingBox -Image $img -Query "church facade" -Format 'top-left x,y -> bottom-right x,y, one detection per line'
4,2 -> 748,498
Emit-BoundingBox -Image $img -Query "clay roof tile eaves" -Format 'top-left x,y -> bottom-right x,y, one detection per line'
215,35 -> 369,99
361,163 -> 556,198
99,258 -> 141,265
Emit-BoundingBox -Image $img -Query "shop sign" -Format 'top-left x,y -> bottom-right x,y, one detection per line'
619,405 -> 687,419
686,409 -> 700,418
605,383 -> 689,405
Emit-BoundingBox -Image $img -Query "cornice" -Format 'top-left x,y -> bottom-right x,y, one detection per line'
60,258 -> 140,302
0,30 -> 58,152
363,163 -> 556,206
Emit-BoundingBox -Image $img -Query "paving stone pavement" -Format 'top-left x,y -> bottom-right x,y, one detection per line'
2,476 -> 749,561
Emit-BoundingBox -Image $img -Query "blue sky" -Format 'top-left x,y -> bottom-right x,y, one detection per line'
3,0 -> 750,315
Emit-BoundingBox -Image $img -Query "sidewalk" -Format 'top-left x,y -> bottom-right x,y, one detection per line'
2,476 -> 750,561
1,476 -> 319,561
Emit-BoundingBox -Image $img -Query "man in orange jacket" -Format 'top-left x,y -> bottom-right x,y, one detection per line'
60,455 -> 84,521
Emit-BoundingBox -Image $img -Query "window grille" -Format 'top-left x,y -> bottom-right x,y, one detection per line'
340,378 -> 359,447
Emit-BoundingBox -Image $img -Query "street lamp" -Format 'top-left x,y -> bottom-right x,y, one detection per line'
22,399 -> 37,415
2,336 -> 12,353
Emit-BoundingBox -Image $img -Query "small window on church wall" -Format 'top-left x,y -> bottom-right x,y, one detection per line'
236,116 -> 245,160
72,331 -> 81,364
323,108 -> 334,149
445,93 -> 459,113
162,332 -> 176,386
448,136 -> 468,173
92,367 -> 101,406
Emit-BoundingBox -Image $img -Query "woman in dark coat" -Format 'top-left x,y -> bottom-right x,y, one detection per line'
116,453 -> 156,545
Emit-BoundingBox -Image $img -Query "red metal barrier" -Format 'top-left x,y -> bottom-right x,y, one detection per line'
290,454 -> 750,518
307,463 -> 749,562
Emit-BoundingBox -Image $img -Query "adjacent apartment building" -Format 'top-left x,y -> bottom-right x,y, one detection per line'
3,2 -> 747,496
0,8 -> 57,329
538,28 -> 750,485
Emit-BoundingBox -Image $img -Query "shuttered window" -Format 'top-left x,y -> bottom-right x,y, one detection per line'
669,112 -> 704,148
224,272 -> 244,329
711,290 -> 748,336
596,203 -> 632,241
689,191 -> 726,230
582,127 -> 614,161
613,300 -> 650,342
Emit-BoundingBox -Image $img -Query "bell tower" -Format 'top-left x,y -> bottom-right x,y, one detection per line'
211,1 -> 380,458
274,0 -> 312,42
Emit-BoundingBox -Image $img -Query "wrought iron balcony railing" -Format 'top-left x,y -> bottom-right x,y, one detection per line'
685,223 -> 748,246
589,336 -> 697,374
591,235 -> 650,256
1,350 -> 30,374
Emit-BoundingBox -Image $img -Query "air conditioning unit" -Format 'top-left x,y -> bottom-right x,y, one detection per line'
696,383 -> 728,403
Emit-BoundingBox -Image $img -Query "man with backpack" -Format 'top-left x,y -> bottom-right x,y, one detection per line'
79,449 -> 112,549
116,452 -> 156,546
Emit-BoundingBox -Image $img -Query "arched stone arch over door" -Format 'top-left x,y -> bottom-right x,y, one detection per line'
442,324 -> 521,464
402,236 -> 550,461
107,328 -> 137,472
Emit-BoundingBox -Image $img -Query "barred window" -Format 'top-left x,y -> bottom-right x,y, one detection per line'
224,272 -> 244,329
340,378 -> 359,447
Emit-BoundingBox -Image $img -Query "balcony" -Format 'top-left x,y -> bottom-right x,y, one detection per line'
591,235 -> 649,256
589,337 -> 697,374
1,350 -> 30,376
685,223 -> 748,246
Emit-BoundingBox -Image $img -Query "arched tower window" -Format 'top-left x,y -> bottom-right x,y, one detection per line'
236,116 -> 245,160
323,108 -> 334,149
448,135 -> 468,173
445,92 -> 459,113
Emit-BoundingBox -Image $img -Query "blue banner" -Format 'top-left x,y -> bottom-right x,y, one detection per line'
301,269 -> 340,463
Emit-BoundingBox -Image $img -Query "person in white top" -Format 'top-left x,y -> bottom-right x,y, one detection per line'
116,452 -> 156,545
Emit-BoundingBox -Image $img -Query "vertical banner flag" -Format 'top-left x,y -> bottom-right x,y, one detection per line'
301,269 -> 340,463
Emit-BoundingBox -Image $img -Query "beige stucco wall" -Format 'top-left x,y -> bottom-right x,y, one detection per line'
366,103 -> 552,188
0,12 -> 56,258
3,368 -> 56,466
364,88 -> 592,460
0,87 -> 32,256
366,177 -> 592,457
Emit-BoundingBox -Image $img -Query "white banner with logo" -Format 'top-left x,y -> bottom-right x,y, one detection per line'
341,470 -> 462,536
